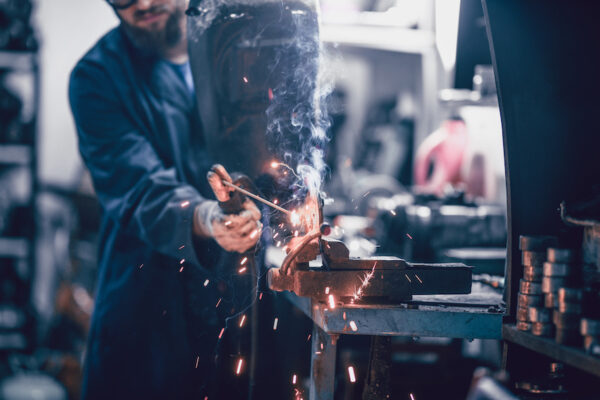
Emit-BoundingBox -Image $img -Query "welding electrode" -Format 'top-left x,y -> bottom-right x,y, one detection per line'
221,180 -> 291,215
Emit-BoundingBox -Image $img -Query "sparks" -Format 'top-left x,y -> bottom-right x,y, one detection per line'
290,210 -> 301,226
328,294 -> 336,309
181,200 -> 190,208
273,199 -> 279,205
349,320 -> 358,331
259,293 -> 263,300
415,274 -> 423,284
348,366 -> 356,383
320,342 -> 324,350
224,220 -> 232,226
292,374 -> 297,385
218,327 -> 225,339
179,266 -> 184,273
215,298 -> 222,308
343,312 -> 347,320
195,356 -> 200,368
406,233 -> 413,240
239,315 -> 246,327
238,267 -> 247,274
294,230 -> 299,237
139,264 -> 144,269
270,161 -> 279,168
240,257 -> 248,265
353,262 -> 377,301
325,287 -> 330,295
250,229 -> 259,239
273,232 -> 279,239
276,241 -> 282,247
410,394 -> 415,400
180,259 -> 185,264
405,274 -> 412,283
178,245 -> 185,250
307,334 -> 311,341
390,210 -> 396,216
242,76 -> 248,83
203,279 -> 209,287
273,318 -> 279,330
235,358 -> 244,375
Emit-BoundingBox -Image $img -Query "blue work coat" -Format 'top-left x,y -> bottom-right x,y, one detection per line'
69,27 -> 233,399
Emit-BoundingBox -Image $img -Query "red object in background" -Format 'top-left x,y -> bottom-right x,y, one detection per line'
414,119 -> 469,196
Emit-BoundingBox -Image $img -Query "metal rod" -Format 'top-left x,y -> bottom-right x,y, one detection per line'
222,180 -> 291,215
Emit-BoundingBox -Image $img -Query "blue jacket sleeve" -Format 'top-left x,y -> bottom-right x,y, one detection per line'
69,60 -> 208,268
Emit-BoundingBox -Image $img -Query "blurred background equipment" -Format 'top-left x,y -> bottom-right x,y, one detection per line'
5,0 -> 600,398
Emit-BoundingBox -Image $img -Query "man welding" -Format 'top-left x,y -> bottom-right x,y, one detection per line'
69,0 -> 262,398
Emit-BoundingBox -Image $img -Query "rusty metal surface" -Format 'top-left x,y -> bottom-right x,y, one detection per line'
309,325 -> 336,400
283,283 -> 504,340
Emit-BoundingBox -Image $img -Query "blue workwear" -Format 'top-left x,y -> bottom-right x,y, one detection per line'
70,26 -> 225,399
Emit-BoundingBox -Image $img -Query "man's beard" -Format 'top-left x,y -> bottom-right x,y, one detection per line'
120,4 -> 185,58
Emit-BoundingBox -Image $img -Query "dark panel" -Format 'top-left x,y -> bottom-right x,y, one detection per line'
454,0 -> 492,89
483,0 -> 600,315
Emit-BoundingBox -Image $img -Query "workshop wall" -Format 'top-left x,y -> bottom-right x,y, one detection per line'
34,0 -> 117,187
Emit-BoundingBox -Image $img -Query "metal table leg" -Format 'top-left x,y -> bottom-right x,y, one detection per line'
309,324 -> 337,400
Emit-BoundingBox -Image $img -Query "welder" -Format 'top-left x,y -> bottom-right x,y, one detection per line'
68,0 -> 262,398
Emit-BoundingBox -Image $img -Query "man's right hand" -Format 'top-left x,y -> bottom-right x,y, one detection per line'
194,199 -> 262,253
193,164 -> 262,253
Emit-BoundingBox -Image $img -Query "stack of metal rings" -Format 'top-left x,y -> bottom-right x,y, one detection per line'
542,248 -> 583,345
580,318 -> 600,355
517,235 -> 558,333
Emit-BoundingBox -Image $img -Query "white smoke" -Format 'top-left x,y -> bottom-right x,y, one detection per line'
188,0 -> 332,198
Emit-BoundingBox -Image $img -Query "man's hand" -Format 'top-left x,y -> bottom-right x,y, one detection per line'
194,165 -> 262,253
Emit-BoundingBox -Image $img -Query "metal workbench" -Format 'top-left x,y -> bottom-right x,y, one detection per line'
281,282 -> 504,399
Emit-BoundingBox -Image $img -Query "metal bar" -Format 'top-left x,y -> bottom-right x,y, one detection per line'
309,324 -> 337,400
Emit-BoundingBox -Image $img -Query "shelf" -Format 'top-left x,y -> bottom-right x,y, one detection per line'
321,24 -> 435,54
0,50 -> 36,71
0,237 -> 29,258
503,324 -> 600,378
0,144 -> 32,165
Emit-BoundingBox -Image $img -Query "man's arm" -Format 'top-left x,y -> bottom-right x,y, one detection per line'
69,60 -> 253,267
